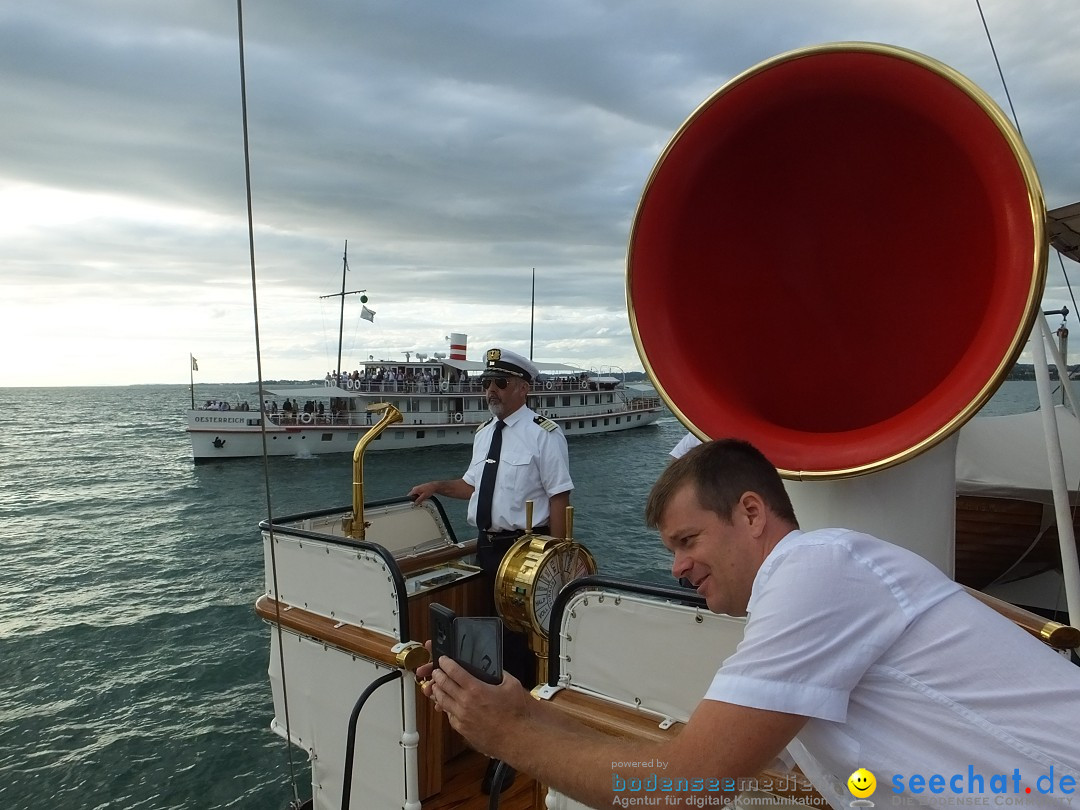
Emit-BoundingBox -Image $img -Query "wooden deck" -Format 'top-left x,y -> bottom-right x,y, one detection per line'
423,749 -> 540,810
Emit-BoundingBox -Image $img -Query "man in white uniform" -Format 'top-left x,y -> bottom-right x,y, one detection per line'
410,347 -> 573,792
669,431 -> 702,460
422,439 -> 1080,808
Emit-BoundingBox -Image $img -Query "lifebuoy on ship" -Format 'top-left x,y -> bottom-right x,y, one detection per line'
440,380 -> 450,392
545,381 -> 553,390
580,381 -> 588,390
300,412 -> 313,425
453,412 -> 463,423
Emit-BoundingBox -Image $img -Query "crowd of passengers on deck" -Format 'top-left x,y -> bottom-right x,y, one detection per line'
323,367 -> 597,394
325,368 -> 456,393
202,399 -> 251,411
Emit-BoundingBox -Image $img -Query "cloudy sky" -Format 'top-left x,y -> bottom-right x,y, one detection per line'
2,0 -> 1079,386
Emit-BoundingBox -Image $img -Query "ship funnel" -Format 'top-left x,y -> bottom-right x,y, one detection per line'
449,333 -> 468,360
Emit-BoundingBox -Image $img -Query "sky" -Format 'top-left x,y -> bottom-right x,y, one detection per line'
2,1 -> 1079,386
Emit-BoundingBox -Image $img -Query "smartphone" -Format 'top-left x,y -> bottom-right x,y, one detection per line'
428,603 -> 503,685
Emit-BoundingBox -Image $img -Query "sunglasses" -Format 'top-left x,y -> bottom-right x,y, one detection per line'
481,377 -> 510,390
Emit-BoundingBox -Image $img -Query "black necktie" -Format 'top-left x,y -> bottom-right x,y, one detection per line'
475,420 -> 505,531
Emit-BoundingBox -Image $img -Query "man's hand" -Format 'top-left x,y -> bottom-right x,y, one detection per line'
407,478 -> 474,504
408,482 -> 439,504
428,655 -> 533,757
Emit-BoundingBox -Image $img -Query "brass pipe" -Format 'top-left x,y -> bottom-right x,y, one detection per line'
564,505 -> 574,541
348,402 -> 404,539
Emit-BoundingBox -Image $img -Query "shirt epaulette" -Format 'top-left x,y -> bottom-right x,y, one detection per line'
476,417 -> 493,433
534,415 -> 558,432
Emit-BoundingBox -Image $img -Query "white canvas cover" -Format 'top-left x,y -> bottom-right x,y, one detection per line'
955,405 -> 1080,504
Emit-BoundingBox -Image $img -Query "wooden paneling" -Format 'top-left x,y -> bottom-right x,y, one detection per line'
955,495 -> 1078,589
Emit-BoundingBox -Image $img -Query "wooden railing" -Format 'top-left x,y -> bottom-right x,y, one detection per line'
541,689 -> 827,806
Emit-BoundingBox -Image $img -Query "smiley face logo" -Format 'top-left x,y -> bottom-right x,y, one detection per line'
847,768 -> 877,798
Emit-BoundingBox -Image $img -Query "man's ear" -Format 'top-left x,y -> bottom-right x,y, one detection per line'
738,491 -> 768,537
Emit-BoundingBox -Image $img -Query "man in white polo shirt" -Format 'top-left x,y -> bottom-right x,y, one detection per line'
422,438 -> 1080,808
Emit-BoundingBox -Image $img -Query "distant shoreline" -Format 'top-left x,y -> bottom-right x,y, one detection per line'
1008,363 -> 1078,381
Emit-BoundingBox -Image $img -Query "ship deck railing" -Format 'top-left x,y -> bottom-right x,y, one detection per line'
326,377 -> 614,396
261,400 -> 661,429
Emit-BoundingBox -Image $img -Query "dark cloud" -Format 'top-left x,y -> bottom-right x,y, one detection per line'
2,0 -> 1079,384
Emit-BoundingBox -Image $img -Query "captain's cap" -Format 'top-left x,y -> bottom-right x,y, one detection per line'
482,347 -> 537,384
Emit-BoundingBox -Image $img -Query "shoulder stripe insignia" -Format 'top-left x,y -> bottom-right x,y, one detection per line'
534,415 -> 558,431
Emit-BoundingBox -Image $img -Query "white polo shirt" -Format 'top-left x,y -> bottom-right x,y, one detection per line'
462,405 -> 573,531
706,529 -> 1080,808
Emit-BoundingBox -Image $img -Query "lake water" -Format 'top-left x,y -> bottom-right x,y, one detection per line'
0,380 -> 1047,809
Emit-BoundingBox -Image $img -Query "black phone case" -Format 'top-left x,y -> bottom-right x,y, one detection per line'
429,603 -> 503,684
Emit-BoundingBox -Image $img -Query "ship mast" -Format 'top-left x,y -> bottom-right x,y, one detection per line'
337,241 -> 348,378
319,239 -> 368,379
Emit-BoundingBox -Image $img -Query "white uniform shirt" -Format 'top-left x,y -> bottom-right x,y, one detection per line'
669,432 -> 702,460
706,529 -> 1080,808
462,405 -> 573,531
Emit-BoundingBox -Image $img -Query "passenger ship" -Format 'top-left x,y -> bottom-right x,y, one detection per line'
187,342 -> 663,462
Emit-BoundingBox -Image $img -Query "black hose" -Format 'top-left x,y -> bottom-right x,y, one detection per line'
341,670 -> 403,810
487,761 -> 513,810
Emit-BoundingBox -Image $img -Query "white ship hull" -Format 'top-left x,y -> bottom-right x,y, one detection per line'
189,378 -> 663,462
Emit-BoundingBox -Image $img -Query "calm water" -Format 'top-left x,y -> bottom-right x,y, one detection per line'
0,381 -> 1045,809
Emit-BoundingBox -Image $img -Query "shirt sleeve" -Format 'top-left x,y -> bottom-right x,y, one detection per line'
705,539 -> 910,722
536,428 -> 573,496
461,428 -> 488,488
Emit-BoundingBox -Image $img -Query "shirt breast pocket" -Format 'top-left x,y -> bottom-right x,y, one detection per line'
497,451 -> 534,494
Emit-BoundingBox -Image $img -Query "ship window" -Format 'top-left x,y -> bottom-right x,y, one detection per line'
348,432 -> 359,441
591,419 -> 597,427
579,421 -> 585,429
604,418 -> 610,426
615,417 -> 620,424
321,433 -> 332,441
394,431 -> 405,439
417,430 -> 425,439
562,396 -> 571,407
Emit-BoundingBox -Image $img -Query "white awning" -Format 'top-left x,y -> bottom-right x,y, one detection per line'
263,385 -> 363,398
439,359 -> 486,372
534,362 -> 587,373
956,405 -> 1080,504
1049,201 -> 1080,264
